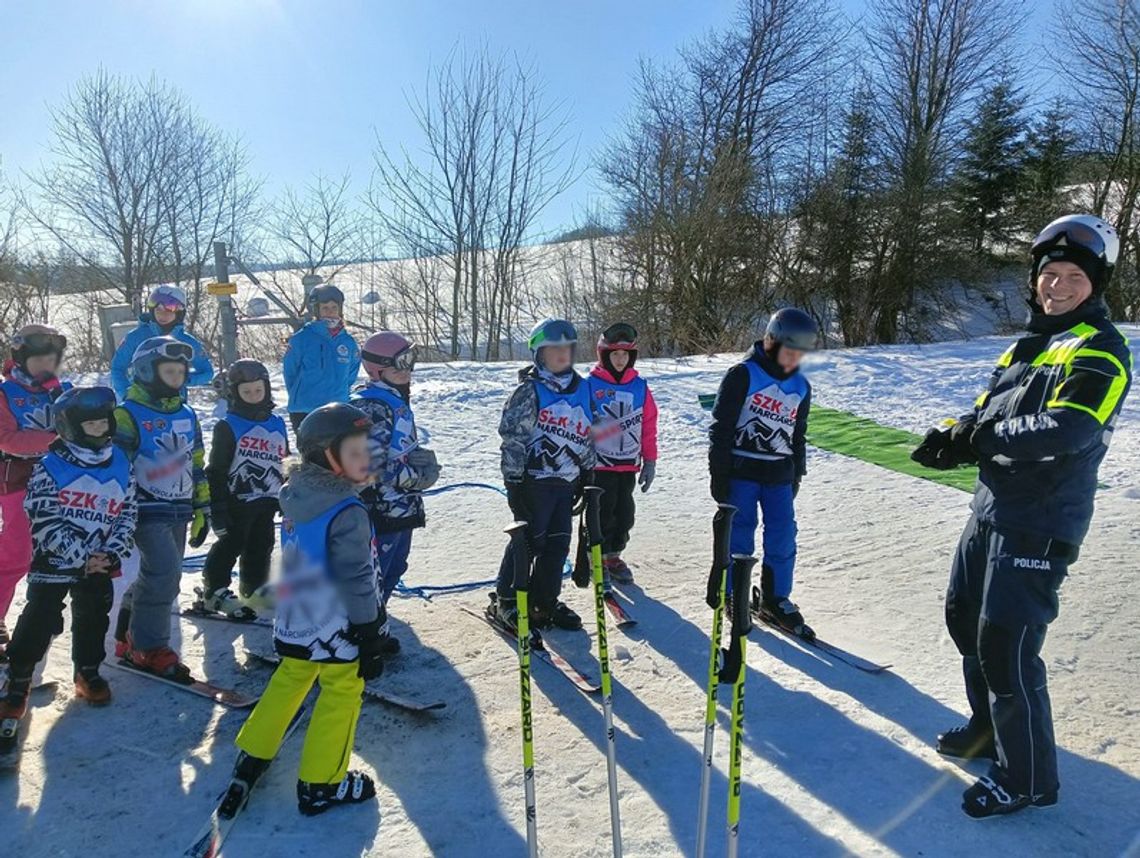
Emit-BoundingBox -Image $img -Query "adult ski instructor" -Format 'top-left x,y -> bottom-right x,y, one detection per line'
284,284 -> 362,433
912,214 -> 1133,819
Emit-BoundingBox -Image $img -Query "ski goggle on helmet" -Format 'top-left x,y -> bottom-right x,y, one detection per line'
147,284 -> 187,312
527,319 -> 578,354
1031,215 -> 1119,269
53,386 -> 117,450
362,331 -> 417,377
598,322 -> 638,351
11,324 -> 67,364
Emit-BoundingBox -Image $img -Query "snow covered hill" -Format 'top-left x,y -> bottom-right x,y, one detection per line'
3,331 -> 1139,857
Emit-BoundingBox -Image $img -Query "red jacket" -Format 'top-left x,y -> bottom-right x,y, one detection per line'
588,364 -> 659,471
0,370 -> 58,494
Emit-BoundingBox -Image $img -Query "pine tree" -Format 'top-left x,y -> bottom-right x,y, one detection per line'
1016,98 -> 1076,231
956,74 -> 1028,252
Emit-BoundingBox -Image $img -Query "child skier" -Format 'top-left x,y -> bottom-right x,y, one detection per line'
496,319 -> 596,631
112,337 -> 209,678
197,359 -> 288,619
224,403 -> 383,816
0,387 -> 135,752
585,322 -> 659,586
0,324 -> 69,648
708,308 -> 817,636
350,332 -> 440,653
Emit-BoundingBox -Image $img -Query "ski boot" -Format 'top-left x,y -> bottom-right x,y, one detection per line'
297,770 -> 376,817
219,751 -> 273,819
74,666 -> 112,706
603,554 -> 634,585
758,595 -> 815,640
533,600 -> 583,631
195,586 -> 257,621
0,672 -> 31,767
962,774 -> 1057,819
113,607 -> 132,659
937,720 -> 997,760
124,644 -> 193,682
241,583 -> 276,613
491,594 -> 519,634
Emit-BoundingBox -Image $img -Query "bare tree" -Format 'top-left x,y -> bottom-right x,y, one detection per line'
1062,0 -> 1140,320
371,45 -> 576,359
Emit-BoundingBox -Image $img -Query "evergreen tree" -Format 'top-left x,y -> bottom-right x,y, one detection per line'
1016,98 -> 1076,231
955,74 -> 1028,252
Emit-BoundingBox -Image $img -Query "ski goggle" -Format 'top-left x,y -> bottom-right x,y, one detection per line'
153,341 -> 194,362
150,299 -> 184,312
362,345 -> 417,372
600,322 -> 638,349
12,331 -> 67,355
1032,220 -> 1110,262
530,320 -> 578,350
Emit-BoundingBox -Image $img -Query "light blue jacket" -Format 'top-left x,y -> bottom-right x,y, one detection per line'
110,320 -> 215,399
283,321 -> 361,414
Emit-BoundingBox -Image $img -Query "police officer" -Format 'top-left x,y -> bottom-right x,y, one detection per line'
912,214 -> 1133,818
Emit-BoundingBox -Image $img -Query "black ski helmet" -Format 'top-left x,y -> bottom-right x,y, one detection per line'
764,308 -> 820,353
307,284 -> 345,317
52,386 -> 117,450
297,402 -> 372,471
11,324 -> 67,372
224,358 -> 271,406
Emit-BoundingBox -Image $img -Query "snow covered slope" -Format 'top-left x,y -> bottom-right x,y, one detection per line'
3,330 -> 1138,857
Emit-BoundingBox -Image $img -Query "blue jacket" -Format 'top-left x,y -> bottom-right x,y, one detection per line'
110,320 -> 214,399
283,321 -> 361,414
969,301 -> 1132,545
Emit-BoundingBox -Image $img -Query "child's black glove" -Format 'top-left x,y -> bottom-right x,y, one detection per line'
709,470 -> 731,504
506,481 -> 530,523
349,617 -> 386,682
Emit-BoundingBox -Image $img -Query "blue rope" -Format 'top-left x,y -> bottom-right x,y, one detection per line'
185,481 -> 530,601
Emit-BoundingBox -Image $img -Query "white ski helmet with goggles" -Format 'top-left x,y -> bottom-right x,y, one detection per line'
148,284 -> 187,313
129,335 -> 193,393
361,331 -> 417,380
1031,214 -> 1119,296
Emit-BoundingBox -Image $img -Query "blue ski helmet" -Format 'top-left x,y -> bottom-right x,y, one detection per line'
129,335 -> 193,394
765,308 -> 820,352
527,319 -> 578,355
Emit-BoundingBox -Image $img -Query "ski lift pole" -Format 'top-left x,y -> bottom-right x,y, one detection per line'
210,241 -> 239,366
584,484 -> 623,857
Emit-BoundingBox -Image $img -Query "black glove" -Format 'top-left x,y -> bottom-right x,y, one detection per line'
709,470 -> 731,504
574,469 -> 595,505
506,481 -> 530,523
572,515 -> 592,589
349,617 -> 386,681
911,428 -> 952,469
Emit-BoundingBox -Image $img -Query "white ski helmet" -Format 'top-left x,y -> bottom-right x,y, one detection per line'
1031,214 -> 1119,295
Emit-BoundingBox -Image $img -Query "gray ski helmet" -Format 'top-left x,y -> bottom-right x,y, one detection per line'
297,402 -> 372,470
765,308 -> 820,352
53,385 -> 117,450
527,318 -> 578,354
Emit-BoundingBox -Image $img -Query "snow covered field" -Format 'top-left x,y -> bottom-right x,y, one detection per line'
3,329 -> 1139,857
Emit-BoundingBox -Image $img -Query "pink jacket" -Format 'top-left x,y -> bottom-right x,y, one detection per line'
0,370 -> 58,494
588,365 -> 659,472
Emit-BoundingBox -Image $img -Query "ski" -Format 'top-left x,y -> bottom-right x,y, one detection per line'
749,589 -> 890,675
243,649 -> 446,714
178,605 -> 274,628
603,592 -> 637,629
461,601 -> 601,695
182,703 -> 309,858
108,660 -> 258,708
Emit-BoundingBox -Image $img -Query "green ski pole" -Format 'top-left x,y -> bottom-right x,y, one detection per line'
584,485 -> 623,857
507,522 -> 539,858
724,553 -> 756,858
697,503 -> 736,858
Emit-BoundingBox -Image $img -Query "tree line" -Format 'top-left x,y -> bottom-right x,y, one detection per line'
1,0 -> 1138,367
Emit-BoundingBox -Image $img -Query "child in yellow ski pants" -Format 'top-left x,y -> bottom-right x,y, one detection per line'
237,657 -> 364,784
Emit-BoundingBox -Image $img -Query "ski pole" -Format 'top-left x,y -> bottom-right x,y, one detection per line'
584,485 -> 623,857
507,521 -> 539,858
724,553 -> 756,858
697,503 -> 736,858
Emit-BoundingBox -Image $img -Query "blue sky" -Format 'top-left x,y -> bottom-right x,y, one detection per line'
1,0 -> 1047,240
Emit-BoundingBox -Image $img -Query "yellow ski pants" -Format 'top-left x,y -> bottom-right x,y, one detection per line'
236,656 -> 364,784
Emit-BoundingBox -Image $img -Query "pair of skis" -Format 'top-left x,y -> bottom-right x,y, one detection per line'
750,591 -> 891,675
696,504 -> 757,858
573,508 -> 639,631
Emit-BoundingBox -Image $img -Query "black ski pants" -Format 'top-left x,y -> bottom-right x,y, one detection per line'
595,470 -> 637,555
203,499 -> 278,596
497,479 -> 574,610
6,575 -> 114,675
945,515 -> 1075,796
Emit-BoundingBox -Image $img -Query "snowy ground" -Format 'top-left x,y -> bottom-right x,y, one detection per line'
3,330 -> 1139,857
